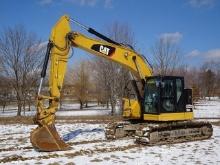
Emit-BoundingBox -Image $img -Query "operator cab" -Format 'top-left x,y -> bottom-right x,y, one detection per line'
143,76 -> 193,116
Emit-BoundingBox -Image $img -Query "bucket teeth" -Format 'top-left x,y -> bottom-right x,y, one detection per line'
30,124 -> 70,151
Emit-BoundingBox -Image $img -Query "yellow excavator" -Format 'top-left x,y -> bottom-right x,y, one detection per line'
30,15 -> 213,151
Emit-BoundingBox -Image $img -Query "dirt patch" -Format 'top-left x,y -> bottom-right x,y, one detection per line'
0,136 -> 27,144
90,158 -> 103,162
56,115 -> 122,124
0,115 -> 122,124
48,163 -> 61,165
103,157 -> 110,161
211,121 -> 220,126
65,163 -> 76,165
122,155 -> 134,160
0,116 -> 34,124
0,146 -> 33,152
0,140 -> 111,152
0,155 -> 24,163
0,144 -> 140,163
68,139 -> 111,146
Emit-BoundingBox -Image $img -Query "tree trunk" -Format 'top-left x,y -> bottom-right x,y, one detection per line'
106,100 -> 109,109
28,99 -> 31,111
23,99 -> 26,115
17,101 -> 22,116
111,105 -> 115,116
80,100 -> 83,109
110,100 -> 115,116
16,91 -> 22,116
85,101 -> 88,108
119,98 -> 123,115
2,104 -> 6,113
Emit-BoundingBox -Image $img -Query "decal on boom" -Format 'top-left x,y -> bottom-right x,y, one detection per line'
91,44 -> 115,56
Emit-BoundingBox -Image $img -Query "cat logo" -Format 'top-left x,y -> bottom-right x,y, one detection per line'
99,45 -> 110,55
91,44 -> 115,56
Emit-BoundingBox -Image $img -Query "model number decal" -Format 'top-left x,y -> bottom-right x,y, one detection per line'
91,44 -> 115,56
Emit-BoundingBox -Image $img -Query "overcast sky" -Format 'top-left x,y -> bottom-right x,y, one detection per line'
0,0 -> 220,67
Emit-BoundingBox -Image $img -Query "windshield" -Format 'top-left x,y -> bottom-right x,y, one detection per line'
144,78 -> 159,114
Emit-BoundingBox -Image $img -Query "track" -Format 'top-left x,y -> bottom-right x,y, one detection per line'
106,120 -> 213,145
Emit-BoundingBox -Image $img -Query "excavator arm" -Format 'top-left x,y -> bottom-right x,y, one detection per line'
30,15 -> 152,151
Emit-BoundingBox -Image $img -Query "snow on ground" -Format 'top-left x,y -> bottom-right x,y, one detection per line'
0,104 -> 111,117
71,127 -> 220,165
0,123 -> 220,165
194,99 -> 220,118
0,98 -> 220,164
0,98 -> 219,118
56,108 -> 111,116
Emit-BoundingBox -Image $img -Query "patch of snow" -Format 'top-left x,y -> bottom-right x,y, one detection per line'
0,104 -> 112,117
56,109 -> 111,116
1,99 -> 219,118
194,99 -> 220,118
0,98 -> 220,164
0,122 -> 220,165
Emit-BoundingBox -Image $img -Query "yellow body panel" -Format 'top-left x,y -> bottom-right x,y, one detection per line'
143,112 -> 194,121
49,15 -> 71,97
122,99 -> 141,119
123,100 -> 194,121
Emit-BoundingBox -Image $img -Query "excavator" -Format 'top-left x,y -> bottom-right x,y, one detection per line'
30,15 -> 213,151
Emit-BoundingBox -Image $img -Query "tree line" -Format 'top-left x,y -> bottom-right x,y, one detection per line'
0,24 -> 219,116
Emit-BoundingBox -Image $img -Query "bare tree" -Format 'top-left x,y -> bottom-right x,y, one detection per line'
105,22 -> 135,48
0,56 -> 4,73
0,25 -> 43,116
200,69 -> 215,98
199,61 -> 220,98
92,22 -> 135,115
71,61 -> 92,109
151,38 -> 182,75
0,57 -> 9,112
0,76 -> 11,113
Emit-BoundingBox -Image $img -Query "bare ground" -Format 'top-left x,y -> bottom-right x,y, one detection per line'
0,115 -> 123,125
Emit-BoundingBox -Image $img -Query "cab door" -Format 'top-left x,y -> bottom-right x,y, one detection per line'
161,78 -> 175,113
161,77 -> 185,113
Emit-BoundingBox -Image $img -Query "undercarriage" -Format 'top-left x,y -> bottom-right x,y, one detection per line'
105,120 -> 213,145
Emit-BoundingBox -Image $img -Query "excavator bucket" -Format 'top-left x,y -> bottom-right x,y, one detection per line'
30,124 -> 70,151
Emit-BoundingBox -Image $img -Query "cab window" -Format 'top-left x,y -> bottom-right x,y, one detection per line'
161,79 -> 174,112
144,79 -> 159,114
